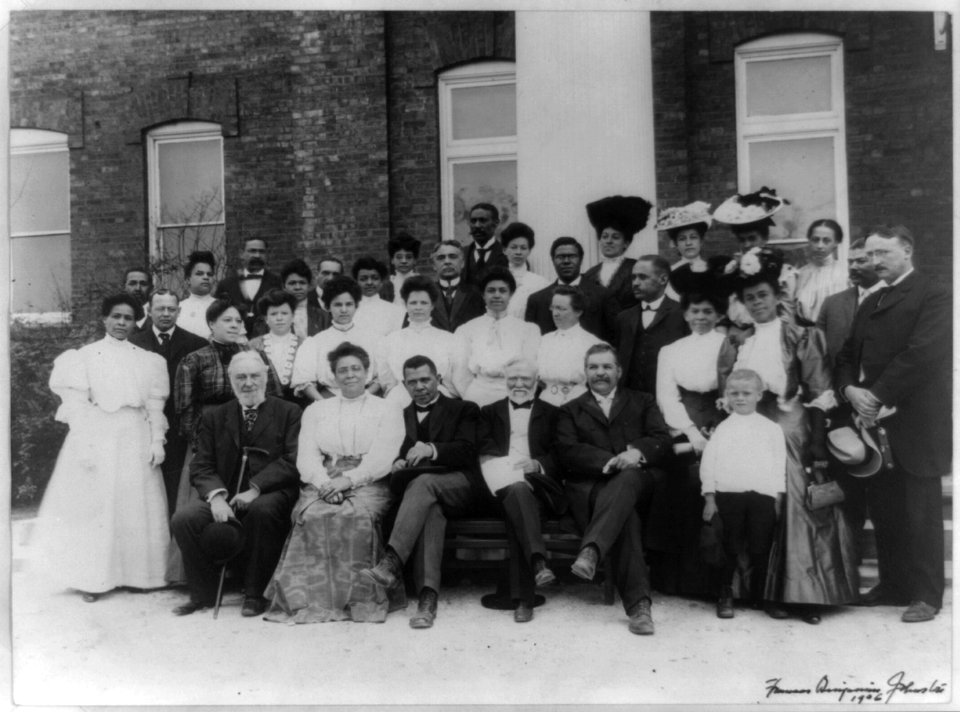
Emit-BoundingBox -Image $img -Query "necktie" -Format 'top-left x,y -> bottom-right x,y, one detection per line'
243,407 -> 258,433
476,247 -> 488,267
510,400 -> 533,410
158,332 -> 171,348
875,285 -> 893,308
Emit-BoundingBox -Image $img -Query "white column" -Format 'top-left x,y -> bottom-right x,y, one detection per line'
516,11 -> 657,276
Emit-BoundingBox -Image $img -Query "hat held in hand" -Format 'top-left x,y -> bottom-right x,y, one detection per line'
827,425 -> 883,478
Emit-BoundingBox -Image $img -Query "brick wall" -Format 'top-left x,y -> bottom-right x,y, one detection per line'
651,11 -> 953,286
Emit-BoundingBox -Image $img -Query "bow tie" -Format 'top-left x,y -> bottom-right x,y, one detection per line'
642,304 -> 657,311
415,403 -> 436,413
510,400 -> 533,410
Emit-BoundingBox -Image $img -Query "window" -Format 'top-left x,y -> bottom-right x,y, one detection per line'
146,121 -> 226,291
735,34 -> 848,246
438,62 -> 517,244
10,129 -> 71,319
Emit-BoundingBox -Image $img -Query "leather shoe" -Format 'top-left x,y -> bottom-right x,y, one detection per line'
241,596 -> 267,617
901,600 -> 939,623
360,550 -> 401,589
858,584 -> 910,607
81,592 -> 100,603
571,546 -> 599,582
628,599 -> 654,635
534,559 -> 557,587
716,596 -> 735,619
764,603 -> 790,620
172,600 -> 208,616
514,602 -> 534,623
409,588 -> 438,629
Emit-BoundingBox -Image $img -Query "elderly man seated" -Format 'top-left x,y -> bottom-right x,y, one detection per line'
170,351 -> 302,618
555,343 -> 672,635
476,357 -> 563,623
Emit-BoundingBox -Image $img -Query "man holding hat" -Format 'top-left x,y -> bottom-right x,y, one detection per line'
170,351 -> 301,617
836,224 -> 952,623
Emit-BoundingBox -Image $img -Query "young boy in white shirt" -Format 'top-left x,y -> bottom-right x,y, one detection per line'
700,368 -> 786,620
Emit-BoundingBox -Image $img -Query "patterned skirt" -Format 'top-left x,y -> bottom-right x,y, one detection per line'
264,480 -> 405,623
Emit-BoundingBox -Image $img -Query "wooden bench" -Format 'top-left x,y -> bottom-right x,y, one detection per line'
443,517 -> 617,605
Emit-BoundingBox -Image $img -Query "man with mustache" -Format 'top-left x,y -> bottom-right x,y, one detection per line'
555,343 -> 672,635
215,238 -> 282,334
462,202 -> 508,287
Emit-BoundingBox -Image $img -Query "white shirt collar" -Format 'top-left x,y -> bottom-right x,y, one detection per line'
438,277 -> 461,289
152,325 -> 175,339
888,267 -> 914,287
557,275 -> 582,287
858,281 -> 885,300
243,268 -> 264,278
474,236 -> 497,252
592,387 -> 617,403
642,294 -> 665,311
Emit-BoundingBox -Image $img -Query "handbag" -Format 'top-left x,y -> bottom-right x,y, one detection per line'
804,466 -> 845,511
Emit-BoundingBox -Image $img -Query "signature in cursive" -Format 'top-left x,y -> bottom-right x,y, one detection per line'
765,672 -> 947,703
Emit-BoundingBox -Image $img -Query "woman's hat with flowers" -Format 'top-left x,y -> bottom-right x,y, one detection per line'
733,246 -> 784,287
713,187 -> 788,226
655,201 -> 713,232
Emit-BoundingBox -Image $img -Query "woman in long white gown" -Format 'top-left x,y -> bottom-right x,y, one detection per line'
456,268 -> 541,407
380,275 -> 468,406
33,294 -> 170,600
536,285 -> 606,407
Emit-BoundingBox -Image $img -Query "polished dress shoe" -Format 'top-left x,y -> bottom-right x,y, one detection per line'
764,603 -> 790,620
628,599 -> 654,635
858,584 -> 910,607
241,596 -> 267,617
514,602 -> 534,623
409,588 -> 438,629
172,600 -> 209,616
81,592 -> 100,603
901,600 -> 939,623
716,594 -> 735,620
533,559 -> 557,587
359,549 -> 401,589
571,546 -> 599,582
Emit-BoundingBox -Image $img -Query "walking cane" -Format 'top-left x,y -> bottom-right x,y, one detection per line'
213,445 -> 270,619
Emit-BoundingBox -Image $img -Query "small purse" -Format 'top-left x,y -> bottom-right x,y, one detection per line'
805,466 -> 845,511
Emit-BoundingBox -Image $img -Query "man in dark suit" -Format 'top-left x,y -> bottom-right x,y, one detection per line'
306,256 -> 344,312
614,255 -> 688,394
430,240 -> 485,332
836,224 -> 952,623
816,238 -> 883,370
170,351 -> 301,617
130,289 -> 208,516
360,355 -> 487,629
462,202 -> 508,286
555,343 -> 672,635
477,357 -> 561,623
123,266 -> 152,330
214,237 -> 282,334
525,236 -> 606,340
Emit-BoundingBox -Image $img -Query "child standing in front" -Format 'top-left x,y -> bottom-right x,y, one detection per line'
700,368 -> 786,619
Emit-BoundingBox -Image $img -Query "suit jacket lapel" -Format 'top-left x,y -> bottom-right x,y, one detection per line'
620,308 -> 639,368
870,275 -> 913,317
495,400 -> 511,453
247,398 -> 272,444
645,300 -> 670,332
608,390 -> 628,424
427,395 -> 449,442
227,400 -> 242,450
580,392 -> 608,425
403,405 -> 419,443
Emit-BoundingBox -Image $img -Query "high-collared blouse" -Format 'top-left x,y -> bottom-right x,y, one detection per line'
506,266 -> 550,320
296,393 -> 405,489
795,255 -> 849,325
455,312 -> 541,379
380,321 -> 468,399
354,295 -> 406,337
655,329 -> 727,432
176,294 -> 216,339
291,322 -> 383,396
536,323 -> 606,406
248,331 -> 302,388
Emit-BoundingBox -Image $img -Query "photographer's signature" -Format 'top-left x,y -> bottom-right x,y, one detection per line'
765,671 -> 947,703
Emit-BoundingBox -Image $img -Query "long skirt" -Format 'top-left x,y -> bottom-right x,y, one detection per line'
32,406 -> 169,592
264,481 -> 405,623
760,395 -> 859,605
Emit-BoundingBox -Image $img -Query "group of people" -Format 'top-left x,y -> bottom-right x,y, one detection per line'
32,189 -> 951,637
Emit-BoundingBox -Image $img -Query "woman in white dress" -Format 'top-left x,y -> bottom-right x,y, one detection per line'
501,222 -> 549,320
34,294 -> 170,601
794,219 -> 849,326
380,275 -> 468,406
536,285 -> 606,407
265,343 -> 405,623
176,250 -> 217,339
456,268 -> 541,407
247,289 -> 304,405
291,275 -> 383,400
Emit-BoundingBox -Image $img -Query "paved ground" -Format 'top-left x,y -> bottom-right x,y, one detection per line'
8,517 -> 955,709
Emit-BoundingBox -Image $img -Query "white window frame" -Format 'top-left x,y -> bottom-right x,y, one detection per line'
146,121 -> 226,273
735,33 -> 849,249
437,61 -> 517,242
10,128 -> 72,323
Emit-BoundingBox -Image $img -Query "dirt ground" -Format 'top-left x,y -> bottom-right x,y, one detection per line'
8,517 -> 955,709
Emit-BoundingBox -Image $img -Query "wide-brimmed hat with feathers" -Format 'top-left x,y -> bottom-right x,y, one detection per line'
656,200 -> 712,233
713,187 -> 788,226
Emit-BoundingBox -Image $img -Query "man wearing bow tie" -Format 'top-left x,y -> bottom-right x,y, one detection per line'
614,255 -> 688,394
477,358 -> 562,623
360,355 -> 488,629
462,203 -> 508,287
836,225 -> 952,623
555,343 -> 672,635
430,241 -> 485,332
130,289 -> 207,516
170,351 -> 301,617
215,238 -> 282,334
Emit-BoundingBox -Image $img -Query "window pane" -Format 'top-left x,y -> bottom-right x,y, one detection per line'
11,234 -> 71,312
746,56 -> 832,116
158,139 -> 224,224
749,136 -> 836,241
10,151 -> 70,235
452,160 -> 517,244
451,84 -> 517,140
156,224 -> 227,294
